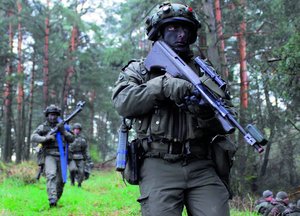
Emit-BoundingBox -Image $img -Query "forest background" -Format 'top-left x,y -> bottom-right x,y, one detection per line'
0,0 -> 299,198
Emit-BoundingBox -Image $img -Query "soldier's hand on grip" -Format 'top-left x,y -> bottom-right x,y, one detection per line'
163,76 -> 194,104
45,134 -> 55,142
57,122 -> 66,134
185,96 -> 215,119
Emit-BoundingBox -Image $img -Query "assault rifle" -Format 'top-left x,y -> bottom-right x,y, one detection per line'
36,164 -> 44,180
47,101 -> 86,136
144,41 -> 267,153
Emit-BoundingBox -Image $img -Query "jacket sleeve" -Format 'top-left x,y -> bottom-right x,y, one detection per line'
31,125 -> 47,143
64,130 -> 75,143
112,61 -> 165,118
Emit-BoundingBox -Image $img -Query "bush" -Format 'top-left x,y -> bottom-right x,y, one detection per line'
4,161 -> 38,185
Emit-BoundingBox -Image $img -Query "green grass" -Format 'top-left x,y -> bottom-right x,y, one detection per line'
0,170 -> 140,216
0,163 -> 259,216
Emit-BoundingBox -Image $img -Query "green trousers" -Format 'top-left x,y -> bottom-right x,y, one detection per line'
69,159 -> 85,185
138,157 -> 230,216
45,155 -> 65,202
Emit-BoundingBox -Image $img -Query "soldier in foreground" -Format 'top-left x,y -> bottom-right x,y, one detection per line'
68,123 -> 92,187
112,2 -> 236,215
31,105 -> 74,207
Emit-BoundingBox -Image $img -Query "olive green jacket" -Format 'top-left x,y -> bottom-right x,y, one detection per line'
69,134 -> 90,160
112,58 -> 235,143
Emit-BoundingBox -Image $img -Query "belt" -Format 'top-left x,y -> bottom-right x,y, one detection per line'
143,139 -> 208,161
71,151 -> 82,154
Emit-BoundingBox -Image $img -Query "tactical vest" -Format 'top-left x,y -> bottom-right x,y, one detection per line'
121,58 -> 231,143
31,122 -> 65,156
69,135 -> 87,160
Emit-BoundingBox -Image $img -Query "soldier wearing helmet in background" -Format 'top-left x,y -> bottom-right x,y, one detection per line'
112,2 -> 236,215
255,190 -> 275,214
68,122 -> 92,187
264,191 -> 289,216
31,105 -> 74,207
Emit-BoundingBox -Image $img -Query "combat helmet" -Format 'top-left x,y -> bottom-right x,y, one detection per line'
145,2 -> 201,44
44,104 -> 61,117
275,191 -> 288,201
72,123 -> 82,130
262,190 -> 273,198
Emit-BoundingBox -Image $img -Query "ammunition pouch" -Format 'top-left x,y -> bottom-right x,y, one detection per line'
211,135 -> 237,198
124,139 -> 143,185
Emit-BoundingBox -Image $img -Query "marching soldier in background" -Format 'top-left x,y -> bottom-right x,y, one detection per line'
68,123 -> 92,187
112,2 -> 236,215
31,105 -> 74,207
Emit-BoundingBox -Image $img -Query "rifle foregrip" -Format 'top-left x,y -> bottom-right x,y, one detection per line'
116,128 -> 128,172
215,113 -> 235,134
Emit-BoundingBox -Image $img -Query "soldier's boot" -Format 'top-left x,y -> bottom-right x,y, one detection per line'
78,182 -> 81,187
70,174 -> 75,186
49,199 -> 57,208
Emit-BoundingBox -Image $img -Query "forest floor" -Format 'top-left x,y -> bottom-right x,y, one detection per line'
0,161 -> 258,215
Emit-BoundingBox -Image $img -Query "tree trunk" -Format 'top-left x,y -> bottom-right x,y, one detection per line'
238,0 -> 248,109
259,75 -> 276,177
16,1 -> 24,163
233,0 -> 249,194
25,47 -> 36,160
43,0 -> 50,108
97,113 -> 109,161
2,10 -> 14,162
214,0 -> 229,79
61,25 -> 78,112
201,0 -> 222,71
89,90 -> 96,138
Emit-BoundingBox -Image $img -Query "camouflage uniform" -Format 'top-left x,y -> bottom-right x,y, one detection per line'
112,3 -> 236,215
69,123 -> 91,187
31,105 -> 74,206
283,200 -> 300,216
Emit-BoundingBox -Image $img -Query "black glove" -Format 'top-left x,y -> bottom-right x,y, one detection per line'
44,134 -> 55,142
163,77 -> 194,104
57,122 -> 66,134
185,96 -> 215,119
